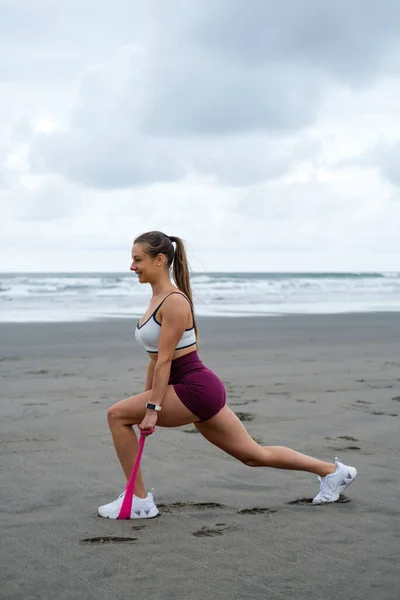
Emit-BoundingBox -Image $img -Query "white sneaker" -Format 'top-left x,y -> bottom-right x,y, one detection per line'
98,490 -> 159,519
312,457 -> 357,504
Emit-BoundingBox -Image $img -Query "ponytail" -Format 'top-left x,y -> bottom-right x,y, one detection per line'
170,237 -> 198,339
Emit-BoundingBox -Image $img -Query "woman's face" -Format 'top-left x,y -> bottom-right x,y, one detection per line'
130,243 -> 164,283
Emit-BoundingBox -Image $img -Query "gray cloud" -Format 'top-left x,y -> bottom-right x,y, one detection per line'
192,135 -> 322,186
29,42 -> 321,189
37,133 -> 183,190
0,0 -> 150,81
187,0 -> 400,76
144,0 -> 400,136
5,0 -> 400,194
143,61 -> 322,136
341,141 -> 400,188
368,142 -> 400,188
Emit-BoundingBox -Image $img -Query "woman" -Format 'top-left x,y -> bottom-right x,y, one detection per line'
98,231 -> 357,519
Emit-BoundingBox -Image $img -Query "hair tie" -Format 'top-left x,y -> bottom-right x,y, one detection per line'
169,236 -> 176,243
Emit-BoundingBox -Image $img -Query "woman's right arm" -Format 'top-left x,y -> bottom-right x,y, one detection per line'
144,356 -> 157,391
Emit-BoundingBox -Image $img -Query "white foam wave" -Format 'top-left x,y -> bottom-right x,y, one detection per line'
0,272 -> 399,322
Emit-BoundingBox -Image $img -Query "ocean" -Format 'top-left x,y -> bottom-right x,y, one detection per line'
0,272 -> 399,323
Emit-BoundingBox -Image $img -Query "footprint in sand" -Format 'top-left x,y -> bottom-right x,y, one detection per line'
287,495 -> 350,505
55,372 -> 77,378
80,536 -> 138,545
234,412 -> 255,422
25,369 -> 50,375
157,501 -> 226,514
325,437 -> 361,452
192,525 -> 226,537
230,399 -> 259,406
181,425 -> 199,434
368,384 -> 394,389
237,507 -> 277,515
251,436 -> 264,444
1,436 -> 56,444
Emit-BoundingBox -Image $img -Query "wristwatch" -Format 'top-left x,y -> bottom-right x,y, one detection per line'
145,402 -> 162,412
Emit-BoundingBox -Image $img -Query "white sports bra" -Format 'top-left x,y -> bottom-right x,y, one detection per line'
135,292 -> 197,354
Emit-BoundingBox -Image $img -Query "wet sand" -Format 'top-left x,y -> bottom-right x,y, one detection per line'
1,313 -> 400,600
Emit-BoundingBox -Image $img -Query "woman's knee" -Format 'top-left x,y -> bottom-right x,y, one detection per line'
233,443 -> 269,467
107,404 -> 120,427
236,451 -> 261,467
216,444 -> 262,467
107,395 -> 146,427
242,446 -> 275,467
107,401 -> 133,427
242,456 -> 261,467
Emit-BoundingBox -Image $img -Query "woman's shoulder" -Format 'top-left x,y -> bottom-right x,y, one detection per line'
163,290 -> 191,309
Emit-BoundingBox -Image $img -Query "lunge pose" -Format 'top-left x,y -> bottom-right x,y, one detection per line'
98,231 -> 357,519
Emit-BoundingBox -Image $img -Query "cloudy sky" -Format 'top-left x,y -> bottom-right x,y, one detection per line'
1,0 -> 400,272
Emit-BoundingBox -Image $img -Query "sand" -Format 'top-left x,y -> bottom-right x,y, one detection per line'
1,313 -> 400,600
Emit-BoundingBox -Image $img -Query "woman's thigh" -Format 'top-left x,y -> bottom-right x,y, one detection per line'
195,405 -> 263,464
109,386 -> 199,427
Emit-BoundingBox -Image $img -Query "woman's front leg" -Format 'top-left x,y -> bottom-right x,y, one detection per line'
107,387 -> 198,496
107,391 -> 151,498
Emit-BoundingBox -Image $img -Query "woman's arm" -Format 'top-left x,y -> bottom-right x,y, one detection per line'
139,294 -> 190,431
144,356 -> 157,392
149,294 -> 190,407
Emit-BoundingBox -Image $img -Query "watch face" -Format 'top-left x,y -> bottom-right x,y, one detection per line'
146,402 -> 161,411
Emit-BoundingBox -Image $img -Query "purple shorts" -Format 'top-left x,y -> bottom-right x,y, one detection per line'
169,351 -> 226,421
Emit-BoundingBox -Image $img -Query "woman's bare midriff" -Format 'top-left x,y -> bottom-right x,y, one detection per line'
147,344 -> 198,362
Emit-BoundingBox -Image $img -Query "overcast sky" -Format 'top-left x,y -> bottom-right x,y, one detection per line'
1,0 -> 400,272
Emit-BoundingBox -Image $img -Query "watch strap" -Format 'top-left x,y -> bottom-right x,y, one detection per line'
145,402 -> 162,412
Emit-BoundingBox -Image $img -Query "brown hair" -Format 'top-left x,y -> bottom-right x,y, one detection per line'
134,230 -> 198,338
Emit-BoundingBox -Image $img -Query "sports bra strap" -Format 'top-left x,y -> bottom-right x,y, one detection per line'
153,291 -> 194,324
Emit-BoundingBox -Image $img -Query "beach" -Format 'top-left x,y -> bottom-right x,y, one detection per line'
1,313 -> 400,600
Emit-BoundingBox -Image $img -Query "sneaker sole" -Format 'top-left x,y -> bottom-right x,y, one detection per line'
98,505 -> 159,519
128,506 -> 159,520
313,467 -> 357,504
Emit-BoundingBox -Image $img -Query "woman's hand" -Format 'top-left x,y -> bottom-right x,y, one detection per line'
139,409 -> 158,433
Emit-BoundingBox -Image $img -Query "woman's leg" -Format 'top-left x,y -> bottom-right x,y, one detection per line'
195,406 -> 335,477
107,386 -> 199,497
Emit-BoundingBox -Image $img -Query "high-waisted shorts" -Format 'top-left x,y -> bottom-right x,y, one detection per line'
169,351 -> 226,421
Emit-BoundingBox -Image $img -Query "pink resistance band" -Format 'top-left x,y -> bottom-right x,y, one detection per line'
118,427 -> 155,520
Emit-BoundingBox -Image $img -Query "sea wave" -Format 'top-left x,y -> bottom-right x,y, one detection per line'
0,272 -> 399,322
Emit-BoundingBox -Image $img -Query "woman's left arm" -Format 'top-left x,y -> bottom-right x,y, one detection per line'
149,295 -> 189,406
139,295 -> 189,430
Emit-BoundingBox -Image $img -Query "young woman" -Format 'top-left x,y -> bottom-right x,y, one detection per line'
98,231 -> 357,519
